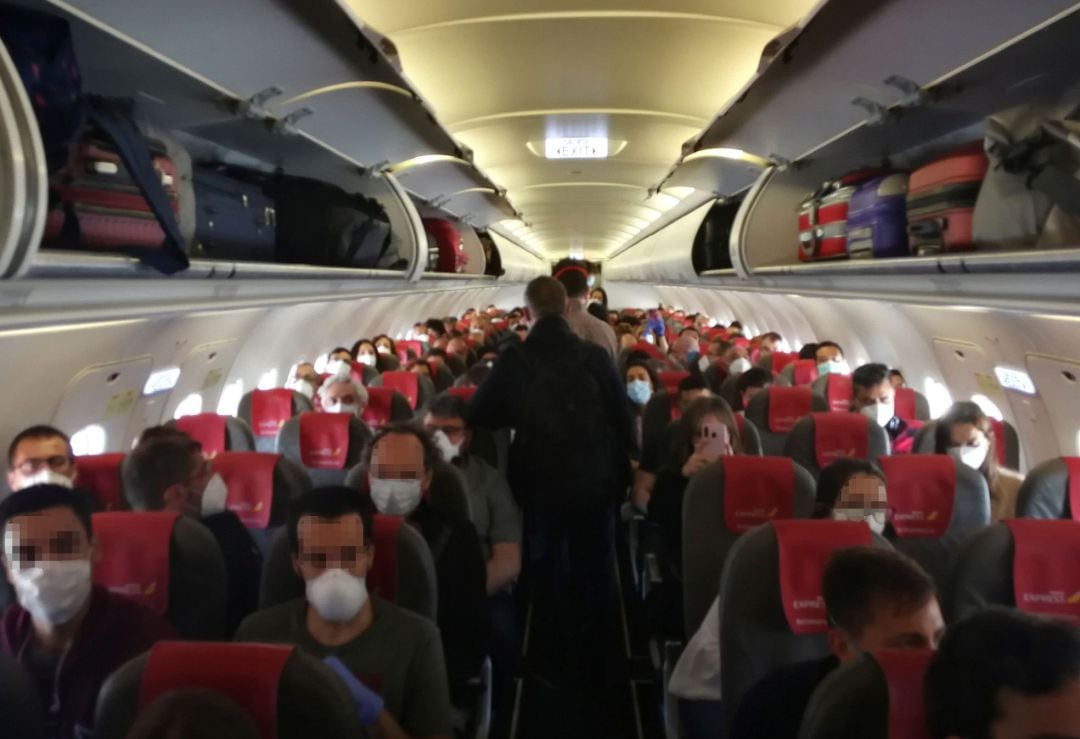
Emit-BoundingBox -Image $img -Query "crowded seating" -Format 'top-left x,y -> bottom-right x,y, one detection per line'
237,388 -> 315,453
784,412 -> 891,480
276,412 -> 372,487
168,413 -> 256,455
210,451 -> 311,553
745,386 -> 828,456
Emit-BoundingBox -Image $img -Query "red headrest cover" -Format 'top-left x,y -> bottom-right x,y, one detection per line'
381,372 -> 419,410
448,386 -> 477,402
250,389 -> 294,439
791,360 -> 819,387
894,387 -> 917,422
988,419 -> 1008,467
813,413 -> 869,468
1006,519 -> 1080,623
213,452 -> 277,529
1066,457 -> 1080,522
75,453 -> 126,511
722,457 -> 796,533
175,414 -> 227,456
92,511 -> 178,615
362,388 -> 397,428
298,413 -> 350,470
658,371 -> 690,395
875,649 -> 933,739
880,456 -> 956,538
775,520 -> 873,634
771,352 -> 798,373
768,387 -> 813,434
826,374 -> 853,413
140,642 -> 292,739
632,341 -> 666,361
369,514 -> 401,603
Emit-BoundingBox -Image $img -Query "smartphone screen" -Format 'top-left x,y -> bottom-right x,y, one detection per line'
700,421 -> 729,459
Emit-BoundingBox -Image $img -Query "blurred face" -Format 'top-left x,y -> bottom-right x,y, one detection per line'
515,326 -> 529,341
889,373 -> 905,389
369,433 -> 431,493
3,506 -> 93,573
355,343 -> 376,360
681,329 -> 701,344
835,596 -> 945,663
761,337 -> 781,354
446,339 -> 468,357
853,380 -> 894,409
424,413 -> 469,452
293,514 -> 371,582
410,363 -> 432,379
162,452 -> 212,514
626,365 -> 652,388
619,333 -> 637,350
295,362 -> 318,383
834,472 -> 887,513
987,678 -> 1080,739
816,345 -> 844,364
323,381 -> 362,413
590,289 -> 604,302
949,422 -> 986,448
330,351 -> 352,364
680,388 -> 710,410
8,437 -> 77,491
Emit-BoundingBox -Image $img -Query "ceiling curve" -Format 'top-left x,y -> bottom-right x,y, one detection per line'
349,0 -> 820,259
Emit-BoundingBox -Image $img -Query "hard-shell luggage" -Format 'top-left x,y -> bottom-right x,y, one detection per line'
192,166 -> 276,262
846,174 -> 909,259
272,176 -> 393,269
907,143 -> 988,255
797,168 -> 892,261
423,218 -> 466,273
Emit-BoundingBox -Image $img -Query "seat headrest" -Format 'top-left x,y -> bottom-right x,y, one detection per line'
768,387 -> 814,434
988,418 -> 1009,467
770,351 -> 799,373
92,511 -> 179,615
723,457 -> 796,533
775,520 -> 874,634
380,371 -> 419,410
362,387 -> 398,428
812,412 -> 869,467
297,413 -> 352,470
369,515 -> 402,603
75,453 -> 126,511
632,340 -> 666,361
212,452 -> 278,529
658,371 -> 690,395
400,340 -> 423,359
249,389 -> 296,440
790,359 -> 819,387
1017,457 -> 1080,520
1005,519 -> 1080,623
448,386 -> 476,401
175,414 -> 228,456
880,456 -> 956,538
893,387 -> 917,423
140,643 -> 293,739
825,374 -> 852,412
877,649 -> 934,739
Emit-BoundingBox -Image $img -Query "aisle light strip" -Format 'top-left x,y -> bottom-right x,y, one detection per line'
281,81 -> 413,106
682,147 -> 771,168
386,154 -> 472,174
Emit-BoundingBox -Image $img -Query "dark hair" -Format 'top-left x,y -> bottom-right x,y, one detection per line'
590,286 -> 609,306
925,608 -> 1080,739
761,331 -> 783,343
798,343 -> 820,360
677,374 -> 709,395
457,363 -> 493,388
372,334 -> 397,353
350,339 -> 376,358
328,347 -> 353,360
364,422 -> 440,477
679,326 -> 700,337
287,486 -> 376,553
625,360 -> 659,390
8,425 -> 73,468
425,319 -> 447,337
889,369 -> 904,380
127,689 -> 259,739
852,363 -> 890,390
934,401 -> 1002,484
586,302 -> 608,323
124,433 -> 201,511
553,260 -> 590,298
679,396 -> 745,461
427,392 -> 468,421
816,340 -> 844,358
813,458 -> 886,518
729,321 -> 743,330
735,368 -> 773,411
0,484 -> 94,540
822,547 -> 935,638
525,276 -> 568,318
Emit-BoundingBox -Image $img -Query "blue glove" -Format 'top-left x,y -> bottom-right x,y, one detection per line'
323,656 -> 384,727
646,315 -> 666,337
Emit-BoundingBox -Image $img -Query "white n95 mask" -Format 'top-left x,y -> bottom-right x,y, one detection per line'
18,469 -> 74,491
201,473 -> 229,517
357,354 -> 377,367
325,359 -> 350,378
306,569 -> 368,622
948,443 -> 989,471
432,431 -> 462,463
325,402 -> 359,417
10,559 -> 93,625
860,401 -> 894,428
728,357 -> 752,376
369,478 -> 423,517
832,508 -> 887,535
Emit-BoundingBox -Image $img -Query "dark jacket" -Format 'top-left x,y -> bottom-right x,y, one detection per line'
467,316 -> 635,502
200,510 -> 263,636
408,501 -> 489,707
0,585 -> 175,738
731,655 -> 839,739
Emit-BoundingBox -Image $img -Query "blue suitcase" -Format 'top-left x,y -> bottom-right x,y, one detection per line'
846,174 -> 909,258
193,166 -> 276,261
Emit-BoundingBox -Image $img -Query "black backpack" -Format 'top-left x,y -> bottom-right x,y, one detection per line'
518,341 -> 612,490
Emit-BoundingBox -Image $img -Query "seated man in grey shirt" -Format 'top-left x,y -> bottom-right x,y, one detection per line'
236,487 -> 452,739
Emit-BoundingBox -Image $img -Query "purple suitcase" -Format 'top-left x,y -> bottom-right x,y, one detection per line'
846,174 -> 909,258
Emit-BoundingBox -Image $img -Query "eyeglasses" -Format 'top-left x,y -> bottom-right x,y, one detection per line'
13,455 -> 72,476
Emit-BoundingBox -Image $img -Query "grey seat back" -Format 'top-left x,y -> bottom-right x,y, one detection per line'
1015,456 -> 1080,519
93,644 -> 360,739
777,359 -> 819,388
0,650 -> 43,739
746,387 -> 828,456
682,457 -> 815,637
944,519 -> 1080,623
719,520 -> 892,731
784,412 -> 891,482
211,452 -> 312,556
913,419 -> 1021,470
258,519 -> 438,621
167,414 -> 256,454
799,650 -> 934,739
718,374 -> 741,410
735,415 -> 763,456
276,412 -> 372,487
879,455 -> 990,590
237,389 -> 315,453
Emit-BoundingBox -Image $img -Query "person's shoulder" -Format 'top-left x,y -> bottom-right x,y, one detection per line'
373,597 -> 440,644
236,599 -> 306,640
200,510 -> 249,537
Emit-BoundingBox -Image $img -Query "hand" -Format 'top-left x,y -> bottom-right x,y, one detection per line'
681,453 -> 712,479
322,656 -> 384,727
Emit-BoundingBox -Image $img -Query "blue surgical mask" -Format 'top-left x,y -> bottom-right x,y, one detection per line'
818,360 -> 848,376
627,380 -> 653,406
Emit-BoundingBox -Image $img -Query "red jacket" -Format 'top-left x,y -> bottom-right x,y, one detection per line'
1,585 -> 175,738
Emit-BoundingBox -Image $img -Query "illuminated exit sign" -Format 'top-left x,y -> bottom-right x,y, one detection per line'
545,137 -> 609,159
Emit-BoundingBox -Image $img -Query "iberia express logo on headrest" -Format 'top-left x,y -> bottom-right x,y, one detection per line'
306,447 -> 345,469
791,594 -> 827,630
891,508 -> 946,538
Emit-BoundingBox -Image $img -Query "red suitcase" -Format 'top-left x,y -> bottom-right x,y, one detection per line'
44,139 -> 179,250
906,143 -> 988,255
797,168 -> 893,262
423,217 -> 466,273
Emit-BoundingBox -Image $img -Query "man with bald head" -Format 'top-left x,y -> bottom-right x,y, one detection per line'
468,275 -> 635,733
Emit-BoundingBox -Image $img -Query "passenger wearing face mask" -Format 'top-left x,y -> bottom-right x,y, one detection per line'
852,363 -> 920,454
731,547 -> 944,739
624,360 -> 659,451
236,487 -> 452,739
351,339 -> 381,369
735,367 -> 773,413
934,401 -> 1024,520
287,362 -> 321,402
7,426 -> 78,494
323,347 -> 355,379
670,334 -> 702,372
0,485 -> 174,738
317,376 -> 369,419
423,395 -> 521,736
364,425 -> 489,716
812,458 -> 890,535
123,430 -> 262,636
815,340 -> 850,376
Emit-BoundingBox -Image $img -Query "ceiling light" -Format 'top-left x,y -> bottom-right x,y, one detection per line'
682,147 -> 771,168
386,154 -> 470,174
544,137 -> 609,159
994,366 -> 1036,395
